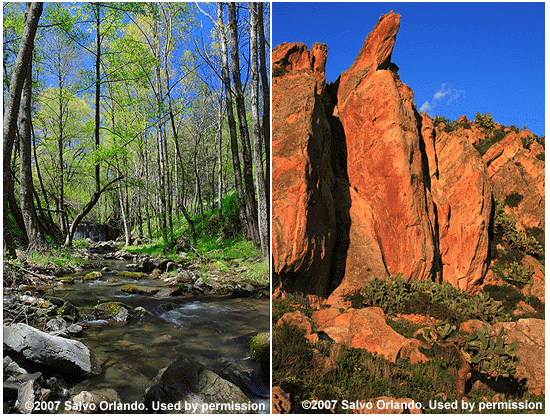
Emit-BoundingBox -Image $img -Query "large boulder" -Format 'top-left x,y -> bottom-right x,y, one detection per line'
144,356 -> 258,414
490,318 -> 545,395
311,307 -> 428,363
3,323 -> 93,375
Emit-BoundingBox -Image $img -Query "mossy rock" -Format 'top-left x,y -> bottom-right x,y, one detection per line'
103,301 -> 120,316
84,271 -> 102,280
115,271 -> 144,279
249,332 -> 269,365
56,276 -> 74,284
121,284 -> 139,294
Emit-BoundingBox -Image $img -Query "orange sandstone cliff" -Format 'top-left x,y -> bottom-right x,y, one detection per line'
272,11 -> 544,303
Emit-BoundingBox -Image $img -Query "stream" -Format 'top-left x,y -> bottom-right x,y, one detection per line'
42,259 -> 270,411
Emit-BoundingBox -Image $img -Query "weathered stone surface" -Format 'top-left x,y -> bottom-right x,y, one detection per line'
276,311 -> 312,335
521,255 -> 545,303
144,356 -> 255,414
272,41 -> 336,297
490,318 -> 545,395
272,386 -> 291,414
311,307 -> 428,363
67,389 -> 120,413
3,323 -> 93,375
329,12 -> 438,301
422,114 -> 493,293
484,131 -> 545,230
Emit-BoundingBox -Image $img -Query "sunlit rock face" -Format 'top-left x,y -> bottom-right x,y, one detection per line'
272,11 -> 495,302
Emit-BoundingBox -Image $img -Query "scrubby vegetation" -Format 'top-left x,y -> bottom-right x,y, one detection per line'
272,293 -> 542,414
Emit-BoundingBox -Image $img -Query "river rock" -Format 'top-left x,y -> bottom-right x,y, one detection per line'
4,355 -> 27,376
3,323 -> 94,375
144,356 -> 256,414
66,389 -> 120,413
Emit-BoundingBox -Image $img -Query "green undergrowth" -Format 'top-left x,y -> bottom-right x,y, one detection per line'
25,247 -> 88,270
346,274 -> 511,326
272,321 -> 543,414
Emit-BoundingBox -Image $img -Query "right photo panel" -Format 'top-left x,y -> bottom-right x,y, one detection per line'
271,2 -> 545,414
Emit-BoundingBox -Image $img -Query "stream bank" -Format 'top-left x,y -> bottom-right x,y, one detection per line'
3,241 -> 270,414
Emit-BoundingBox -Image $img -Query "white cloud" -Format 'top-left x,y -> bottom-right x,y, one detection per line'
420,83 -> 465,115
419,101 -> 432,113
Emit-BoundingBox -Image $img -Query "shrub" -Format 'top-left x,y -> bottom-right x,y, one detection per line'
483,284 -> 525,314
352,274 -> 509,325
522,135 -> 535,149
475,112 -> 494,129
502,262 -> 533,289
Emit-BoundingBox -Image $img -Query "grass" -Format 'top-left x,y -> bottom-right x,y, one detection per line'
27,247 -> 87,269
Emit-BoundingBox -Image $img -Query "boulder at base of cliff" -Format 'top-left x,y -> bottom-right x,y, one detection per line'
144,356 -> 258,414
311,307 -> 428,363
490,318 -> 545,395
3,323 -> 94,376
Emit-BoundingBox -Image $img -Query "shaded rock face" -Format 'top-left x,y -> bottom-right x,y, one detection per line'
272,11 -> 493,299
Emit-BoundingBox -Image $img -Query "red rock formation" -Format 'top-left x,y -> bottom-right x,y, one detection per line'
272,11 -> 542,301
272,42 -> 336,297
311,307 -> 428,363
421,113 -> 492,293
329,11 -> 440,302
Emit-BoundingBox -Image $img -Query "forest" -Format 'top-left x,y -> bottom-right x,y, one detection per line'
3,3 -> 271,412
3,1 -> 270,259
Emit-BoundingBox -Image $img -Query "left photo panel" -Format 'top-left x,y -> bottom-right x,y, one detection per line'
3,2 -> 270,414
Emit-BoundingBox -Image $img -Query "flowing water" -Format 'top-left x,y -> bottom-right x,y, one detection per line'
44,260 -> 270,410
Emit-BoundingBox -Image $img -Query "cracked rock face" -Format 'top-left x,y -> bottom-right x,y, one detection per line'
272,11 -> 493,301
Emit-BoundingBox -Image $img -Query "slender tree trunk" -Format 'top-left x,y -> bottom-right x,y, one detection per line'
217,83 -> 223,221
249,2 -> 269,257
3,1 -> 42,257
19,38 -> 47,253
228,3 -> 260,247
257,2 -> 270,203
57,53 -> 65,236
217,3 -> 248,239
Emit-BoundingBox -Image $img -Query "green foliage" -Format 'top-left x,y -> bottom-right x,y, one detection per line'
483,284 -> 527,316
272,293 -> 314,324
103,301 -> 120,316
493,199 -> 543,257
522,135 -> 535,149
115,271 -> 144,279
353,274 -> 510,324
475,112 -> 494,129
422,321 -> 457,344
249,332 -> 269,365
504,192 -> 523,208
463,325 -> 519,378
273,322 -> 313,373
502,262 -> 533,288
433,116 -> 451,125
73,239 -> 90,247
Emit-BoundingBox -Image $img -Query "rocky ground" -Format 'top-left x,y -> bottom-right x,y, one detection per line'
3,241 -> 269,414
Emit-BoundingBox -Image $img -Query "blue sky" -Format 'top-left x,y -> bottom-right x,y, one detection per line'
273,2 -> 545,136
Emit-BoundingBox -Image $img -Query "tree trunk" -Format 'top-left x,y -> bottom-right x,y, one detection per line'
217,82 -> 223,221
19,34 -> 48,253
228,3 -> 260,247
3,1 -> 42,257
249,2 -> 269,258
217,3 -> 248,240
257,2 -> 270,201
